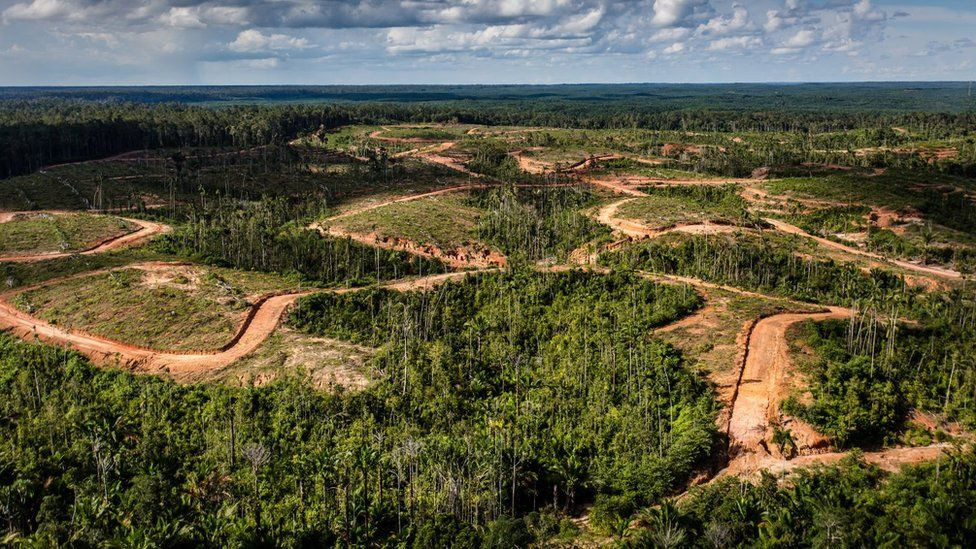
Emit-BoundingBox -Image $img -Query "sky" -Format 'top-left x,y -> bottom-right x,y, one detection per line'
0,0 -> 974,85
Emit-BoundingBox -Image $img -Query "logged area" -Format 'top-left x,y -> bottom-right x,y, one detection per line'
1,88 -> 975,546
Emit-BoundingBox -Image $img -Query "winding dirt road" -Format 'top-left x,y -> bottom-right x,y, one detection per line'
0,268 -> 483,379
765,218 -> 962,279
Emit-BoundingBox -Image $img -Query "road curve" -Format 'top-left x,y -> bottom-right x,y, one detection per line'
726,308 -> 850,465
0,269 -> 482,378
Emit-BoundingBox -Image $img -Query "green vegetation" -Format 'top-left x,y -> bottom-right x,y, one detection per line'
765,171 -> 976,233
380,126 -> 464,140
589,157 -> 706,180
459,140 -> 525,180
620,184 -> 758,228
667,451 -> 976,547
604,232 -> 912,306
156,196 -> 448,285
0,268 -> 715,545
784,288 -> 976,445
779,205 -> 871,236
0,212 -> 136,254
331,192 -> 489,255
2,90 -> 976,546
468,185 -> 610,262
14,265 -> 297,350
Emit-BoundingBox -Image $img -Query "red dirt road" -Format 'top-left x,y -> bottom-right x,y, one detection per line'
0,269 -> 483,380
726,308 -> 850,466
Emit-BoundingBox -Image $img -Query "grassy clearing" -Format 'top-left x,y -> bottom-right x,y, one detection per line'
618,185 -> 758,228
0,212 -> 137,254
587,157 -> 704,179
331,191 -> 492,252
13,264 -> 302,351
380,126 -> 469,140
764,170 -> 976,209
189,327 -> 375,390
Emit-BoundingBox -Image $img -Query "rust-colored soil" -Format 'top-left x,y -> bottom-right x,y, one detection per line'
0,268 -> 483,381
726,308 -> 849,467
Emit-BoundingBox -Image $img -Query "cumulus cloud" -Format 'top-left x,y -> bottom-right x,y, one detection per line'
651,0 -> 714,27
3,0 -> 75,21
229,30 -> 311,53
697,3 -> 752,36
0,0 -> 938,83
163,7 -> 206,29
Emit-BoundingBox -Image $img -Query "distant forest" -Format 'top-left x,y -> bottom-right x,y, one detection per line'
2,82 -> 975,112
1,83 -> 974,179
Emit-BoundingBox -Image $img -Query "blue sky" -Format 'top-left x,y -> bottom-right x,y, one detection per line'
0,0 -> 973,85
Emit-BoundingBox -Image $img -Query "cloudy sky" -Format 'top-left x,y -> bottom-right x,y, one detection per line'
0,0 -> 973,85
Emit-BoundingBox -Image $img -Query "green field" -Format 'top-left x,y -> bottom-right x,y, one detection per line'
618,185 -> 758,228
14,265 -> 302,351
0,212 -> 137,254
330,191 -> 491,254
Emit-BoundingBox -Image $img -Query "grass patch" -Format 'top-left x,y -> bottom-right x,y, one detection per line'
588,157 -> 704,180
0,212 -> 137,255
619,185 -> 758,228
331,191 -> 490,252
14,264 -> 301,351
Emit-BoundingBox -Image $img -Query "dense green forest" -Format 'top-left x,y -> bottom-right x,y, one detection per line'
0,270 -> 716,545
658,450 -> 976,547
2,88 -> 976,546
154,196 -> 447,285
3,85 -> 975,179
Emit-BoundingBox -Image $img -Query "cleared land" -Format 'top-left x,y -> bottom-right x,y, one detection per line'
0,211 -> 137,256
10,263 -> 303,351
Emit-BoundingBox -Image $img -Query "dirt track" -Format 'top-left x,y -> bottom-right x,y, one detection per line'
726,308 -> 849,465
7,139 -> 963,482
0,268 -> 482,380
765,218 -> 961,279
0,212 -> 171,263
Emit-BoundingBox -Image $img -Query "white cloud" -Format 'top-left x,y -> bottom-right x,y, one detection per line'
229,30 -> 311,53
662,41 -> 686,54
163,7 -> 206,29
707,35 -> 762,51
3,0 -> 73,21
651,0 -> 713,28
697,3 -> 752,36
786,29 -> 817,48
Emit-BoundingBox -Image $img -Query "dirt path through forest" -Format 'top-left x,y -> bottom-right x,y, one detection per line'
764,218 -> 962,279
0,268 -> 484,379
726,308 -> 849,465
